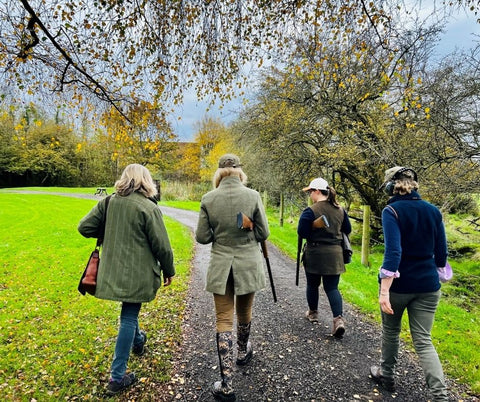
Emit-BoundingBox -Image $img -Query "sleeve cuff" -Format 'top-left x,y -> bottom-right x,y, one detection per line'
379,267 -> 400,279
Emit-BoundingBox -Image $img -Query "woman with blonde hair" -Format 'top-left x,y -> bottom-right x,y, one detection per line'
196,154 -> 270,401
78,163 -> 175,396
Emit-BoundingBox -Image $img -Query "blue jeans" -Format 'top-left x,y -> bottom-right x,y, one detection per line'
110,302 -> 143,382
305,272 -> 342,317
380,291 -> 448,401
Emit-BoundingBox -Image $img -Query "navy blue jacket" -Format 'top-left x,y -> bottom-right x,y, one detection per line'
381,191 -> 447,293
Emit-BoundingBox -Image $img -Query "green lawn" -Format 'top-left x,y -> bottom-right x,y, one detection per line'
0,193 -> 193,400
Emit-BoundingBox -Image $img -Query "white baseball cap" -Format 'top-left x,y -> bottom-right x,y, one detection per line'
302,178 -> 329,192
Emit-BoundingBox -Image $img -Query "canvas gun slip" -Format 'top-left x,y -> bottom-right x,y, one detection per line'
237,212 -> 277,302
296,214 -> 330,286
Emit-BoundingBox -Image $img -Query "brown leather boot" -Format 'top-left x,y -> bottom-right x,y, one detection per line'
332,316 -> 345,338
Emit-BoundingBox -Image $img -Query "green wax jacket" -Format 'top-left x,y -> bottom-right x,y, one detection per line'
195,176 -> 270,295
78,192 -> 175,303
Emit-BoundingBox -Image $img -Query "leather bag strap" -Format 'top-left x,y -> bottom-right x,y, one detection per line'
96,195 -> 111,248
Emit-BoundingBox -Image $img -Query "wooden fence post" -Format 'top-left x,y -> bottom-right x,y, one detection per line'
361,205 -> 371,266
279,192 -> 284,227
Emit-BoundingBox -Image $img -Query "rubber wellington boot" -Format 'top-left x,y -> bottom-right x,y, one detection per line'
212,331 -> 236,401
236,322 -> 253,366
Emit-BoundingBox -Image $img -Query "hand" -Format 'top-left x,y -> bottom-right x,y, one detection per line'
163,276 -> 173,287
379,293 -> 394,315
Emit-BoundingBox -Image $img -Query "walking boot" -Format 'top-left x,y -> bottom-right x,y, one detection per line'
332,315 -> 345,338
236,322 -> 253,366
305,310 -> 319,323
370,365 -> 395,392
212,331 -> 236,401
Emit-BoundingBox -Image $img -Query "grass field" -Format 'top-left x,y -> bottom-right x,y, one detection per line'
1,189 -> 479,398
0,192 -> 193,400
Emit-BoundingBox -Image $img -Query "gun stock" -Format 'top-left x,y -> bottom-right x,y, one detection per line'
237,212 -> 254,231
312,214 -> 330,229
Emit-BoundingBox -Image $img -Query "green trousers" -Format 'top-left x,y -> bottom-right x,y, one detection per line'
380,290 -> 448,401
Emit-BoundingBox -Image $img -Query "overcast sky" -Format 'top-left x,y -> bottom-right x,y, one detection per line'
170,8 -> 480,142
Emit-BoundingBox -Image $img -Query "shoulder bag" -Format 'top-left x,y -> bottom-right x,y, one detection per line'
78,195 -> 111,295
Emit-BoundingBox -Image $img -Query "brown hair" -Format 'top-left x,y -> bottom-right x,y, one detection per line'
320,186 -> 340,208
393,178 -> 418,195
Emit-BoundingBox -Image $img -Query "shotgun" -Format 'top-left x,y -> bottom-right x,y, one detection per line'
296,235 -> 302,286
237,212 -> 277,302
260,241 -> 277,303
312,214 -> 330,229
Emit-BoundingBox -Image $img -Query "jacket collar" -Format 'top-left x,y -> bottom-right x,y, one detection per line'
387,190 -> 422,204
218,176 -> 242,187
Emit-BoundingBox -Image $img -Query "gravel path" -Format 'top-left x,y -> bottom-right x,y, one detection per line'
4,191 -> 476,401
159,206 -> 477,402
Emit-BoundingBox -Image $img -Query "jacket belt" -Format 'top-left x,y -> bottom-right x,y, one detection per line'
307,240 -> 340,247
214,237 -> 255,246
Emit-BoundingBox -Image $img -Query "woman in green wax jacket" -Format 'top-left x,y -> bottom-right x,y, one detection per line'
196,154 -> 270,402
78,164 -> 175,396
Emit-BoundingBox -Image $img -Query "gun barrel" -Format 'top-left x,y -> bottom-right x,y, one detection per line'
261,241 -> 277,302
296,235 -> 302,286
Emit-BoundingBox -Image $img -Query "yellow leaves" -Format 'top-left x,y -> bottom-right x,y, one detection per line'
424,107 -> 431,120
360,92 -> 370,101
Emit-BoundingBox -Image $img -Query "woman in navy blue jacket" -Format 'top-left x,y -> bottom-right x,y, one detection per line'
370,166 -> 448,401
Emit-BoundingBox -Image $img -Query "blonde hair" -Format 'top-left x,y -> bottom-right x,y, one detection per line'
115,164 -> 158,198
393,178 -> 419,195
213,167 -> 248,188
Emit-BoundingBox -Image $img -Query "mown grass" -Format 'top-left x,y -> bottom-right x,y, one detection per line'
0,193 -> 193,401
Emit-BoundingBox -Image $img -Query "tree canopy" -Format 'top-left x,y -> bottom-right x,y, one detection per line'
3,0 -> 478,119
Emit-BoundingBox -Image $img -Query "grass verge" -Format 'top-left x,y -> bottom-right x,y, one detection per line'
0,193 -> 193,400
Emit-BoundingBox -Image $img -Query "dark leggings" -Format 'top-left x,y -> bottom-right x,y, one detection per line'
305,272 -> 343,317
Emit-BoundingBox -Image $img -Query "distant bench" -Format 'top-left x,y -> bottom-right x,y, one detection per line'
94,187 -> 108,196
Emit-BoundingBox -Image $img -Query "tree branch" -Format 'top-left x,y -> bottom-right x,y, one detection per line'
19,0 -> 131,123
